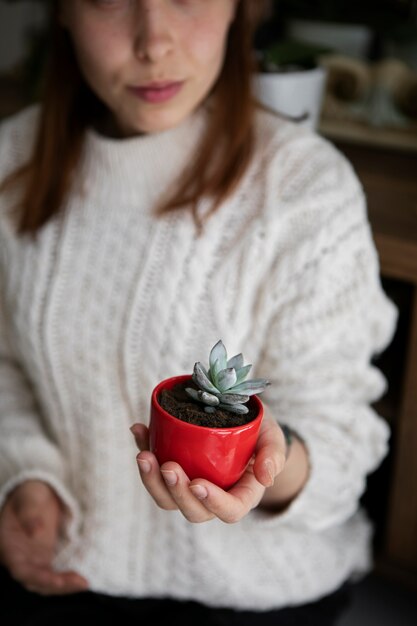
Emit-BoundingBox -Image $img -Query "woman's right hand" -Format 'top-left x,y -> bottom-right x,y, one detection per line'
0,480 -> 89,595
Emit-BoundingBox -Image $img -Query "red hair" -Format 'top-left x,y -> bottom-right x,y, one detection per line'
1,0 -> 269,239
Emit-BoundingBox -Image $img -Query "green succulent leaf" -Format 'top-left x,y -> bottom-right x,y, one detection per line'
227,353 -> 244,371
200,391 -> 220,406
218,393 -> 250,405
193,362 -> 219,395
209,340 -> 227,374
190,340 -> 272,418
218,403 -> 249,415
217,367 -> 237,392
186,387 -> 220,407
235,364 -> 252,385
231,379 -> 271,396
200,362 -> 212,382
185,387 -> 200,402
210,357 -> 222,388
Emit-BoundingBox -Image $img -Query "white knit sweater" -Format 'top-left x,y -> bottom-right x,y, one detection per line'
0,104 -> 397,611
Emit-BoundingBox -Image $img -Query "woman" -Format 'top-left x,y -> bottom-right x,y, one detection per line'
0,1 -> 397,624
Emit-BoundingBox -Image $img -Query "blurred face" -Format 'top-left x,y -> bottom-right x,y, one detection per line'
60,0 -> 238,136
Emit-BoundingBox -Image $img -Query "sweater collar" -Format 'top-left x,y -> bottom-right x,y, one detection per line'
81,104 -> 209,201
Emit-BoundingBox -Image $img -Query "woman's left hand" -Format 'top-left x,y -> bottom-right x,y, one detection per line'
130,406 -> 287,524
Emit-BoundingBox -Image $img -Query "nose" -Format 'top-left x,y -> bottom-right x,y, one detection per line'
133,1 -> 174,63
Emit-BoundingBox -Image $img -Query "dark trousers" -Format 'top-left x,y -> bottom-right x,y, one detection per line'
0,566 -> 351,626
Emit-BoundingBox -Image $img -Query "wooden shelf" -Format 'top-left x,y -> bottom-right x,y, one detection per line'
319,118 -> 417,154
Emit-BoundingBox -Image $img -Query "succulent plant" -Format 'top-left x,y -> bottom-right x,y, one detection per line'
185,340 -> 271,415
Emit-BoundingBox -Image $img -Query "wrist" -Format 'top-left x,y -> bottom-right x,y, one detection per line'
280,424 -> 295,460
259,429 -> 310,512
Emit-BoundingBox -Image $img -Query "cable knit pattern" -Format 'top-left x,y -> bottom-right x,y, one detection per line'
0,104 -> 397,610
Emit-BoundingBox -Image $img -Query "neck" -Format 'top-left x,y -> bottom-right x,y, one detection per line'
92,109 -> 146,140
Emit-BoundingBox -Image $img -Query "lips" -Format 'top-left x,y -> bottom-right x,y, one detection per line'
128,81 -> 184,104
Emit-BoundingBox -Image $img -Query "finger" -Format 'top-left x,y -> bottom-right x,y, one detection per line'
189,471 -> 265,524
3,525 -> 57,572
253,418 -> 287,487
159,462 -> 215,524
136,451 -> 178,510
130,423 -> 150,451
11,564 -> 89,596
29,536 -> 69,571
17,517 -> 61,572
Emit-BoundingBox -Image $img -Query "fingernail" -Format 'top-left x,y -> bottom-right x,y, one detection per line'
161,470 -> 178,486
264,460 -> 275,486
190,485 -> 208,500
137,458 -> 151,474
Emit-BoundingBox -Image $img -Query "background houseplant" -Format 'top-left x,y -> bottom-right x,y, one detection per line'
253,2 -> 331,129
252,0 -> 417,130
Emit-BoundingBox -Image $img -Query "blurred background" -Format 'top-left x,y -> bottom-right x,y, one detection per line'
1,1 -> 417,623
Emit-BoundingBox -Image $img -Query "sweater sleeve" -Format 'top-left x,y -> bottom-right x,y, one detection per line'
246,138 -> 398,531
0,121 -> 81,544
0,260 -> 81,545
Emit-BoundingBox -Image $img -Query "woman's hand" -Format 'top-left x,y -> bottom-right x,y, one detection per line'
0,480 -> 89,595
131,407 -> 288,524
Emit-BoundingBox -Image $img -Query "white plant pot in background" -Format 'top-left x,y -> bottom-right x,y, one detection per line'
253,67 -> 327,130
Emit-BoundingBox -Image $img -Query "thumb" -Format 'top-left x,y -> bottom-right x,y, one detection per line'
18,504 -> 62,568
19,507 -> 53,539
14,497 -> 62,546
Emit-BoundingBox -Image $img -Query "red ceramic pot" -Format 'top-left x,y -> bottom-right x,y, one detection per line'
149,374 -> 263,490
